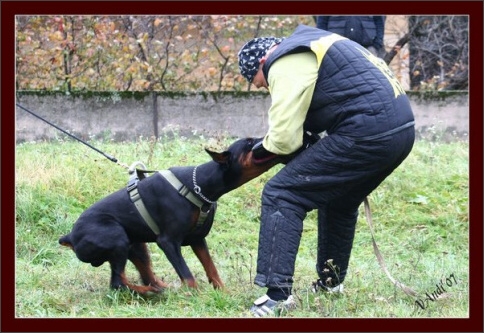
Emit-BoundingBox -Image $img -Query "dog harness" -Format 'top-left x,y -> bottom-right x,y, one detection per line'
158,169 -> 212,225
127,166 -> 212,236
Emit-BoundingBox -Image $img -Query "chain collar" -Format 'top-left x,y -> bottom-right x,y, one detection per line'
192,166 -> 216,204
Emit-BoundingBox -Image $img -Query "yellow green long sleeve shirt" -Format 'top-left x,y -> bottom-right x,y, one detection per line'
262,51 -> 319,155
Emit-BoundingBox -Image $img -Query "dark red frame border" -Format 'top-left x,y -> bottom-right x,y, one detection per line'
2,1 -> 482,332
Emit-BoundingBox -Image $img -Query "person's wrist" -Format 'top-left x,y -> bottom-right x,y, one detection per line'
251,140 -> 278,165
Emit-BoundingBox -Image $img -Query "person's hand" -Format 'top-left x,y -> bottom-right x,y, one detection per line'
280,131 -> 321,164
302,131 -> 321,148
252,132 -> 321,165
373,37 -> 383,50
251,138 -> 279,165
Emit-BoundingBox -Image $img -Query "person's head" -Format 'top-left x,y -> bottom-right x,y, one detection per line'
238,37 -> 284,88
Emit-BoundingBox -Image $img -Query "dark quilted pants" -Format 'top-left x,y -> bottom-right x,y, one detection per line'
254,127 -> 415,289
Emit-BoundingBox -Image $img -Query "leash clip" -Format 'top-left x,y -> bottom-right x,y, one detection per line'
127,161 -> 147,191
127,176 -> 138,192
128,161 -> 148,175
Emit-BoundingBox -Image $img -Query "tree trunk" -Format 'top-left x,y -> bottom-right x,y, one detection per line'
383,33 -> 410,65
152,91 -> 158,138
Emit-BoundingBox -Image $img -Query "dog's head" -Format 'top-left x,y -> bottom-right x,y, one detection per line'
205,137 -> 279,190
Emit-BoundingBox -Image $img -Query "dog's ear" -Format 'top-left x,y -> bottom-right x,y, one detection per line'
205,148 -> 231,165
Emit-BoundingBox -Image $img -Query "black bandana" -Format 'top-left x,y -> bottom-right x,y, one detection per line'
238,37 -> 285,83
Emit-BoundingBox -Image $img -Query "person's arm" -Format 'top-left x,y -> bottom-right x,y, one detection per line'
262,52 -> 318,155
373,16 -> 385,50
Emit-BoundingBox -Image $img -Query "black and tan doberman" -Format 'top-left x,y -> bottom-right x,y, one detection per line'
59,137 -> 278,294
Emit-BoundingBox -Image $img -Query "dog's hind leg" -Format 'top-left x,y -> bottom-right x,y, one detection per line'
128,243 -> 168,291
156,235 -> 198,288
109,253 -> 159,295
190,238 -> 225,290
104,240 -> 147,293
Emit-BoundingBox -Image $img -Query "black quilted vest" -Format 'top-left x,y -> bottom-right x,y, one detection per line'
262,25 -> 414,138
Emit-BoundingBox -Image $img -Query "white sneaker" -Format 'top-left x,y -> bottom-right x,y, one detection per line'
250,294 -> 296,317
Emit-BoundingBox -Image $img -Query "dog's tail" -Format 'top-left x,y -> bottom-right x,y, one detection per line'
59,234 -> 73,249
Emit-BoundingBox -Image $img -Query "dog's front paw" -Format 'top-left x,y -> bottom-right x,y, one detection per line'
153,278 -> 169,290
209,277 -> 226,291
131,284 -> 165,295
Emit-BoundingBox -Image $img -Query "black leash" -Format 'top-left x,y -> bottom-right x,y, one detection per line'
18,103 -> 164,234
17,103 -> 122,166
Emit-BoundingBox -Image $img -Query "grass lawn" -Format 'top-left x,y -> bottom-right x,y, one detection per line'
14,134 -> 469,323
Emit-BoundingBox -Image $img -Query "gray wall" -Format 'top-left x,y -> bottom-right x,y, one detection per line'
16,91 -> 469,143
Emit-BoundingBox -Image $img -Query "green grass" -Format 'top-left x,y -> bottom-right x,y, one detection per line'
15,134 -> 469,318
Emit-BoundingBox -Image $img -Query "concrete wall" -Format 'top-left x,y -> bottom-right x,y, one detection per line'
16,91 -> 469,143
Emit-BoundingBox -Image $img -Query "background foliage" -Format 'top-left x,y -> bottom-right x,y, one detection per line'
408,16 -> 468,90
16,15 -> 468,93
16,16 -> 313,92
